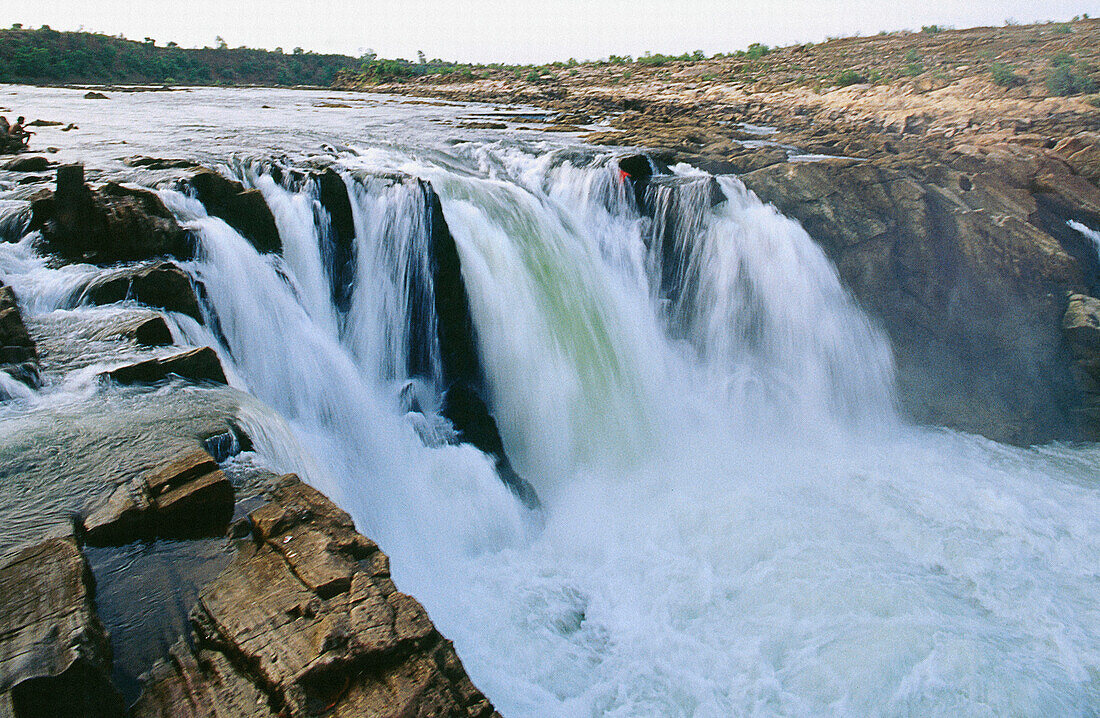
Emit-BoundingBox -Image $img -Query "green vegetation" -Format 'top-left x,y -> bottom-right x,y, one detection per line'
1043,53 -> 1098,95
921,25 -> 947,34
0,25 -> 356,85
1053,23 -> 1073,34
836,68 -> 867,86
990,62 -> 1023,87
1046,63 -> 1097,96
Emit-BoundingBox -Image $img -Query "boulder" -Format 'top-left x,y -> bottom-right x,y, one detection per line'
2,156 -> 50,173
0,534 -> 124,717
0,283 -> 37,365
81,447 -> 233,546
84,92 -> 109,100
30,166 -> 193,264
122,156 -> 199,170
103,346 -> 227,386
188,169 -> 280,254
131,316 -> 174,346
82,262 -> 203,322
132,475 -> 499,718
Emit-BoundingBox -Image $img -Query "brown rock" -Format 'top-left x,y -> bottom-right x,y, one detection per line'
133,475 -> 498,718
82,261 -> 203,322
0,534 -> 124,717
1,156 -> 50,172
188,170 -> 281,254
30,168 -> 193,264
82,447 -> 234,546
1064,293 -> 1100,352
104,346 -> 227,386
742,151 -> 1089,444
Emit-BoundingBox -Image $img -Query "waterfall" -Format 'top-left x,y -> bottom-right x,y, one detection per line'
4,144 -> 1098,716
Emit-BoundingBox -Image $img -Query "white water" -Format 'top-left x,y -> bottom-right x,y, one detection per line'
4,127 -> 1100,714
1070,219 -> 1100,262
164,148 -> 1099,715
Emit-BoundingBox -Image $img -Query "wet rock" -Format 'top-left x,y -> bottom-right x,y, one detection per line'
1064,293 -> 1100,352
188,169 -> 281,254
1,281 -> 39,395
103,346 -> 227,386
0,282 -> 37,365
132,474 -> 499,718
82,261 -> 203,322
2,156 -> 50,172
30,165 -> 193,264
122,156 -> 199,170
81,447 -> 233,546
131,641 -> 275,717
84,91 -> 109,100
742,149 -> 1092,443
313,168 -> 356,313
0,533 -> 125,717
131,316 -> 174,346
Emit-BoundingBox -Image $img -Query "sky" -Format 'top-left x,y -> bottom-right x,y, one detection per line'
2,1 -> 1099,64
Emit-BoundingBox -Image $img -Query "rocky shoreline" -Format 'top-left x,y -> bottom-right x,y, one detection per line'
0,166 -> 499,717
336,22 -> 1100,445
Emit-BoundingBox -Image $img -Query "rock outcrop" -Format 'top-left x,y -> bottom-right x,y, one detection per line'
741,144 -> 1100,443
188,169 -> 281,255
132,475 -> 499,718
81,446 -> 234,546
0,280 -> 40,394
0,533 -> 124,717
81,261 -> 204,322
103,346 -> 227,386
0,281 -> 37,366
1064,292 -> 1100,429
2,156 -> 50,173
30,165 -> 193,264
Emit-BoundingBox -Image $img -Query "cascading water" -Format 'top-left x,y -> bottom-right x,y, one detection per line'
4,139 -> 1099,715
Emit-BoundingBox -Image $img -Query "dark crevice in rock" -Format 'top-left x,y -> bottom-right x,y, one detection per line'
313,168 -> 357,315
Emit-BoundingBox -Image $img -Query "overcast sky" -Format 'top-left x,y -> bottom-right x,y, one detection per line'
2,1 -> 1098,64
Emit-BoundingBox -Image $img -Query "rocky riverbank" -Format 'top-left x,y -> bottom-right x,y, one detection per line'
0,166 -> 499,717
337,19 -> 1100,444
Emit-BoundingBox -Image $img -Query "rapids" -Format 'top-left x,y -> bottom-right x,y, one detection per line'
1,87 -> 1098,716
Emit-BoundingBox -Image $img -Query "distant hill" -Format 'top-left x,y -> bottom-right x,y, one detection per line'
0,26 -> 358,86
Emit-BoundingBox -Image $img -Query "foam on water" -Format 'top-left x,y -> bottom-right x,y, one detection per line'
3,135 -> 1099,714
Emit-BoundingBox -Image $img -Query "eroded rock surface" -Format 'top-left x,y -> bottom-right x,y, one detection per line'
104,346 -> 227,386
741,144 -> 1100,443
0,280 -> 40,395
133,475 -> 499,718
188,169 -> 280,255
81,447 -> 234,546
81,261 -> 204,322
30,165 -> 193,264
0,534 -> 124,718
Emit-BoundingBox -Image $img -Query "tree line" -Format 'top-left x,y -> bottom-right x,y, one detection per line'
0,26 -> 358,86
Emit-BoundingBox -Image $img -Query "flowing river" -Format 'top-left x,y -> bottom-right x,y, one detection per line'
2,86 -> 1099,716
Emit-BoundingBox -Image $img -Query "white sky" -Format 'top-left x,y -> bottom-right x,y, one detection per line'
2,1 -> 1099,64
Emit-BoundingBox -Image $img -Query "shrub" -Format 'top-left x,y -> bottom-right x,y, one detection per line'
904,49 -> 922,62
904,62 -> 924,77
921,25 -> 945,34
1046,64 -> 1098,96
525,70 -> 540,82
1053,23 -> 1072,34
836,69 -> 867,86
1051,52 -> 1076,67
990,63 -> 1023,87
745,43 -> 770,60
